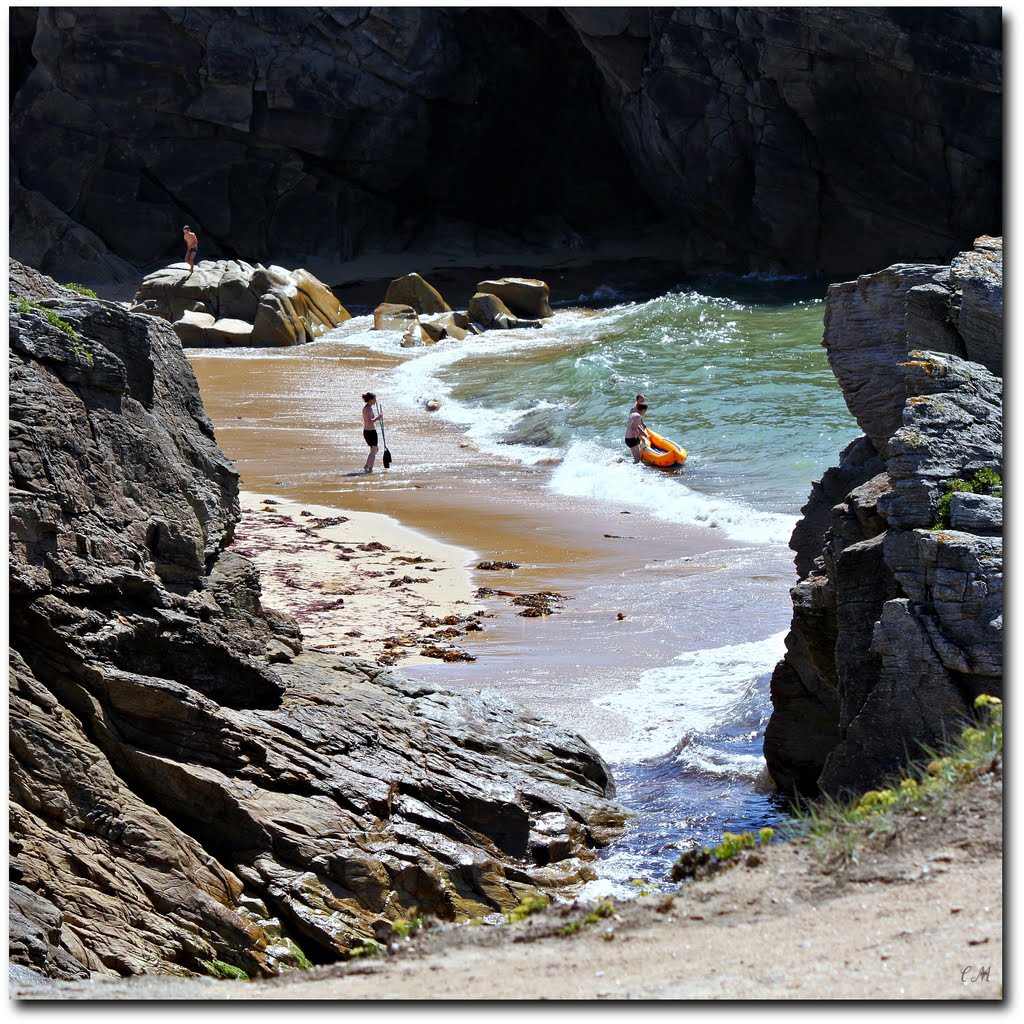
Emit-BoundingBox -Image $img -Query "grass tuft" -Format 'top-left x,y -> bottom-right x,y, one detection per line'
63,282 -> 99,298
559,898 -> 617,937
932,469 -> 1002,529
788,695 -> 1002,868
504,893 -> 549,924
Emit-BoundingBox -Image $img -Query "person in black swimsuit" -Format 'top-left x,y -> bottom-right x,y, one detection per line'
361,391 -> 383,472
624,402 -> 650,463
182,225 -> 198,276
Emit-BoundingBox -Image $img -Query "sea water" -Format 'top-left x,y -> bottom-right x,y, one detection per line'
192,277 -> 858,893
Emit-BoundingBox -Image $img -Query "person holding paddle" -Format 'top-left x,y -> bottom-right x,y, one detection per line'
361,392 -> 386,472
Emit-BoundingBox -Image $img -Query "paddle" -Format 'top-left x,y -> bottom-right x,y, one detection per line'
377,403 -> 392,469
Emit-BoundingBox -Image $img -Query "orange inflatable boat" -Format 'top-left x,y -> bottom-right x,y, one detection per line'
640,428 -> 687,468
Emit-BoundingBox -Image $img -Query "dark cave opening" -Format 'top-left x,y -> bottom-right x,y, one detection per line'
393,7 -> 661,246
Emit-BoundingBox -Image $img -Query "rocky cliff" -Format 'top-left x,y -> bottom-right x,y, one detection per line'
10,7 -> 1000,288
764,237 -> 1003,797
8,260 -> 626,982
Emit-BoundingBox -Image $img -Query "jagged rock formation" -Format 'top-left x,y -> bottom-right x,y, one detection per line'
9,8 -> 1000,286
764,238 -> 1003,796
130,261 -> 351,347
8,260 -> 625,981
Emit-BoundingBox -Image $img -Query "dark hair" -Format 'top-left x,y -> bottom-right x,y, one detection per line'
636,393 -> 645,402
362,392 -> 376,403
637,403 -> 648,411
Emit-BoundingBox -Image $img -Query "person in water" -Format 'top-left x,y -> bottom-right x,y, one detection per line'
629,393 -> 646,415
182,225 -> 199,276
361,392 -> 384,472
624,402 -> 650,463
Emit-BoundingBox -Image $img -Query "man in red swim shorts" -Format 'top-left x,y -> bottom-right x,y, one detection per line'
182,225 -> 199,276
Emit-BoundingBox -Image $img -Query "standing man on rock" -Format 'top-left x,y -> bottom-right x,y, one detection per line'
182,225 -> 198,276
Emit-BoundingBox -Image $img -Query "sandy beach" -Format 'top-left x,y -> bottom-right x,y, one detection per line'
233,492 -> 481,667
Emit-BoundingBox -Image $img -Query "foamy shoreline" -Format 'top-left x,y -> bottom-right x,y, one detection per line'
234,491 -> 483,666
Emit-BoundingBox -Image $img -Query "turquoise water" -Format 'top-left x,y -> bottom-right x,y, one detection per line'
369,279 -> 855,889
453,287 -> 848,511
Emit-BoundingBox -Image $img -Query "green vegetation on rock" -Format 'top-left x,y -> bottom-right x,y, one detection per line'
672,826 -> 775,882
504,893 -> 549,924
347,940 -> 384,959
63,282 -> 99,297
199,958 -> 250,981
933,468 -> 1002,529
392,914 -> 427,940
283,938 -> 313,970
10,294 -> 93,362
559,897 -> 617,936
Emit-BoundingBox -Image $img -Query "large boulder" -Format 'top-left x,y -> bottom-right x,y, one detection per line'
468,292 -> 542,331
476,277 -> 553,318
131,261 -> 351,347
383,273 -> 451,315
205,317 -> 255,346
171,309 -> 217,345
373,302 -> 420,331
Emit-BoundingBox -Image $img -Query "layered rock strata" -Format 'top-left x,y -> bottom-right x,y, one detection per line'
10,8 -> 1000,285
764,238 -> 1003,797
8,260 -> 625,981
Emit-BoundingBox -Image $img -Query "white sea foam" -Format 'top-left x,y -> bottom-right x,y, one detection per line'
592,630 -> 788,763
548,441 -> 796,545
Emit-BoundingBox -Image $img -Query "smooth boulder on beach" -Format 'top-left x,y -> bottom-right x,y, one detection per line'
131,260 -> 351,347
476,278 -> 553,319
468,292 -> 542,330
383,272 -> 451,315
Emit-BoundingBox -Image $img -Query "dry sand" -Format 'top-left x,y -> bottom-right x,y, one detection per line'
233,492 -> 480,666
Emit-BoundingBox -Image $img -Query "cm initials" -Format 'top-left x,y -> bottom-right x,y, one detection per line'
961,966 -> 991,983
